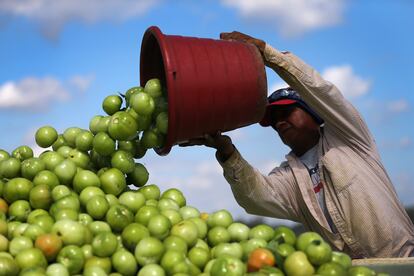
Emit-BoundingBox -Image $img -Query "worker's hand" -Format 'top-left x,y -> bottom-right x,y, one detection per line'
179,132 -> 235,162
220,31 -> 266,57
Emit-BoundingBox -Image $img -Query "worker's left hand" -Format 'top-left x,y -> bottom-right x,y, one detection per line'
220,31 -> 266,57
179,132 -> 235,162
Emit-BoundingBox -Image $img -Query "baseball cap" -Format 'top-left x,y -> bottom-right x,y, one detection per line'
259,88 -> 324,126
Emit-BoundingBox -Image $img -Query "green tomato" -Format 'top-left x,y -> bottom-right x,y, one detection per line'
28,184 -> 51,210
121,222 -> 150,251
99,168 -> 126,196
207,209 -> 233,228
0,256 -> 20,276
161,188 -> 186,208
118,191 -> 145,213
348,266 -> 376,276
147,214 -> 171,240
102,94 -> 123,115
141,129 -> 162,149
135,205 -> 159,226
67,148 -> 90,169
126,163 -> 149,187
111,150 -> 135,174
35,126 -> 58,148
92,232 -> 118,257
160,249 -> 186,274
296,231 -> 324,252
144,78 -> 163,99
9,236 -> 33,256
75,130 -> 94,152
0,150 -> 9,162
171,220 -> 199,247
89,115 -> 104,134
188,246 -> 210,270
51,185 -> 71,202
249,224 -> 274,242
163,235 -> 188,254
161,209 -> 183,226
57,245 -> 85,274
93,132 -> 116,156
51,135 -> 68,151
33,170 -> 60,189
8,200 -> 31,222
125,86 -> 144,106
316,261 -> 347,276
88,221 -> 111,236
86,195 -> 109,220
21,158 -> 46,180
12,145 -> 33,161
105,204 -> 134,232
138,184 -> 160,200
212,242 -> 243,259
46,262 -> 69,276
130,92 -> 155,116
137,263 -> 166,276
284,251 -> 315,276
210,256 -> 246,276
112,249 -> 138,276
15,248 -> 47,270
53,159 -> 77,185
79,186 -> 105,207
207,226 -> 230,247
73,169 -> 101,193
108,111 -> 138,141
156,112 -> 168,134
227,222 -> 250,242
134,237 -> 165,266
62,127 -> 82,147
305,239 -> 332,266
0,157 -> 21,179
331,251 -> 352,270
188,217 -> 207,239
39,151 -> 64,171
3,178 -> 33,203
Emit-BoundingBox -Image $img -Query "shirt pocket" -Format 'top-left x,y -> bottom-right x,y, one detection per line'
321,148 -> 358,194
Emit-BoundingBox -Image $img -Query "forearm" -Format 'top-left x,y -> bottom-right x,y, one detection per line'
217,148 -> 298,220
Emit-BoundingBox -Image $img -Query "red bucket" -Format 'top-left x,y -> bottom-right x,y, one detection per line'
140,26 -> 267,155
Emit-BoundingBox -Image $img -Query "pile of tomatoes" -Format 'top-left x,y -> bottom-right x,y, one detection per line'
0,78 -> 386,275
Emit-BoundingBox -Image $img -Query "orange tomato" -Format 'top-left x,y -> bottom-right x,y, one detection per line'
247,247 -> 276,272
0,198 -> 8,214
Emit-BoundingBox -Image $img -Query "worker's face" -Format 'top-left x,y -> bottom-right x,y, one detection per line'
270,105 -> 320,156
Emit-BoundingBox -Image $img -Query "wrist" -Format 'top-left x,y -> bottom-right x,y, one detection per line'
216,144 -> 235,162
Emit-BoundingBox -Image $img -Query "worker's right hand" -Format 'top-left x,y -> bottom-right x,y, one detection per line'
220,31 -> 266,57
179,132 -> 235,162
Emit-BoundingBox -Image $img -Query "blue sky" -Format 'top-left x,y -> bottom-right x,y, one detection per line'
0,0 -> 413,225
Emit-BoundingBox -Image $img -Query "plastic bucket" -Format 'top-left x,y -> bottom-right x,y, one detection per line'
140,26 -> 267,155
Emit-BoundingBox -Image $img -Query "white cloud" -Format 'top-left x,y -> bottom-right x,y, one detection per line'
0,0 -> 160,39
221,0 -> 345,37
322,65 -> 370,99
0,75 -> 93,111
386,99 -> 409,113
69,75 -> 95,93
0,77 -> 70,110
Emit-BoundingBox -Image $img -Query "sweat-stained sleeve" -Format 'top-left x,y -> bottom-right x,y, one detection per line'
263,45 -> 374,152
216,147 -> 301,222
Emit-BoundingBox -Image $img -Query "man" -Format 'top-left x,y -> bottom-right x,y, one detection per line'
181,31 -> 414,258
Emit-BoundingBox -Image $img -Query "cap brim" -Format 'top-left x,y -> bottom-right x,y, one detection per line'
259,99 -> 297,127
